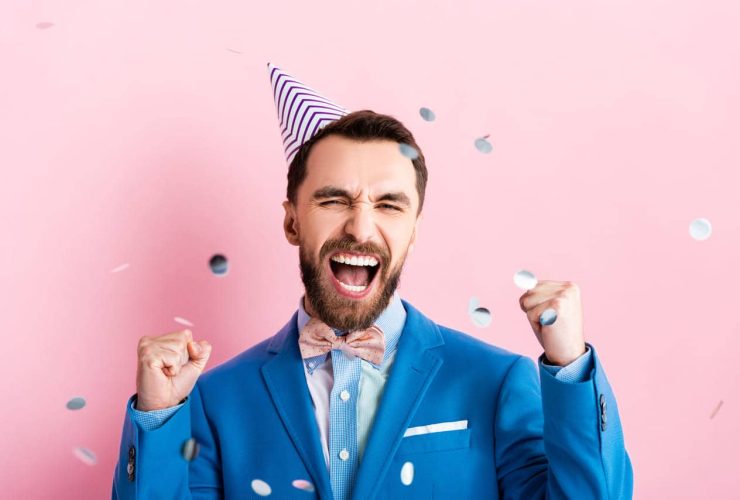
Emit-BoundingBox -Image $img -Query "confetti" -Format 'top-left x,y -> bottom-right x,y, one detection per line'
110,263 -> 130,273
474,135 -> 493,154
66,397 -> 86,410
539,308 -> 557,326
689,218 -> 712,241
292,479 -> 315,492
400,461 -> 414,486
73,447 -> 97,465
468,296 -> 479,314
36,22 -> 55,29
227,48 -> 243,54
181,438 -> 200,461
514,270 -> 538,290
710,400 -> 723,419
470,307 -> 492,327
174,316 -> 194,327
209,254 -> 229,275
399,143 -> 419,160
251,479 -> 272,496
419,107 -> 436,122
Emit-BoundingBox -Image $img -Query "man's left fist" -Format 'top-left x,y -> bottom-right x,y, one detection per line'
519,280 -> 586,366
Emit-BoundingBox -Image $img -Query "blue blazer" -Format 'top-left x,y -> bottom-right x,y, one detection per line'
112,298 -> 633,499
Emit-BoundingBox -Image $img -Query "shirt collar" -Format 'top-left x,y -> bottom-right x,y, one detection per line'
297,290 -> 407,373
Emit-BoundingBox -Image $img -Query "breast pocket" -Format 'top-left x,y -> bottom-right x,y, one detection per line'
396,427 -> 472,455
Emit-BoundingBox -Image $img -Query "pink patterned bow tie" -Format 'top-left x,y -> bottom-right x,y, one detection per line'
298,316 -> 386,366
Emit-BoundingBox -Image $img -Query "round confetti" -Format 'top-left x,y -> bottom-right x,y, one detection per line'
400,461 -> 414,486
539,308 -> 557,326
292,479 -> 316,492
419,107 -> 436,122
209,254 -> 229,275
468,296 -> 479,314
689,218 -> 712,241
66,397 -> 86,410
73,447 -> 97,466
251,479 -> 272,496
181,438 -> 200,461
514,270 -> 538,290
399,143 -> 419,160
36,22 -> 55,29
474,136 -> 493,154
470,307 -> 492,327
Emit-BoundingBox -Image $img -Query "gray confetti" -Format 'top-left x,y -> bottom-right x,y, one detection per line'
539,308 -> 557,326
419,107 -> 436,122
181,438 -> 200,461
474,135 -> 493,154
209,254 -> 229,275
251,479 -> 272,496
399,143 -> 419,160
74,447 -> 97,465
689,218 -> 712,241
66,397 -> 86,410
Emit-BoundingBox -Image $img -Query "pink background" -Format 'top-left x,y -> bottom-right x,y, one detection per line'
2,0 -> 739,497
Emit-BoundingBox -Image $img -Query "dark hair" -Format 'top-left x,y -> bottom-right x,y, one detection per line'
286,109 -> 428,217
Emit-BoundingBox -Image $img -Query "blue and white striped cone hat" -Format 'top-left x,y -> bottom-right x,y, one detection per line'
267,62 -> 350,165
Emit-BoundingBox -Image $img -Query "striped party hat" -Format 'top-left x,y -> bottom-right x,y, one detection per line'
267,62 -> 350,165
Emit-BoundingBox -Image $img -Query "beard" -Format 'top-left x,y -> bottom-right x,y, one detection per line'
298,237 -> 406,332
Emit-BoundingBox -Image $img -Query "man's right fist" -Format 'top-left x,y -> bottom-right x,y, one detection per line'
135,329 -> 212,411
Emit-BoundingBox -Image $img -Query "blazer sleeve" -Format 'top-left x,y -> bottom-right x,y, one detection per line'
111,381 -> 224,499
493,343 -> 633,499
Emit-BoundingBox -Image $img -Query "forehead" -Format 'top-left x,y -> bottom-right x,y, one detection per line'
300,135 -> 417,200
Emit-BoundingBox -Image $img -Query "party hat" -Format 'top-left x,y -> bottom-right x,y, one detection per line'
267,62 -> 350,165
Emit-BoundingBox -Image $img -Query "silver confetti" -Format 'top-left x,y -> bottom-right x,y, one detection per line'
399,143 -> 419,160
181,438 -> 200,461
400,461 -> 414,486
474,135 -> 493,154
66,397 -> 86,410
514,270 -> 538,290
471,307 -> 492,327
689,218 -> 712,241
292,479 -> 315,492
209,254 -> 229,275
73,447 -> 97,465
468,296 -> 479,314
251,479 -> 272,496
419,107 -> 436,122
539,308 -> 557,326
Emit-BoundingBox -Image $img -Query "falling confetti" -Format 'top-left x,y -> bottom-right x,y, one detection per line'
174,316 -> 194,327
66,397 -> 86,410
36,22 -> 55,29
292,479 -> 315,492
399,143 -> 419,160
474,135 -> 493,154
468,296 -> 479,313
110,263 -> 130,273
419,107 -> 436,122
514,270 -> 538,290
710,400 -> 723,419
471,307 -> 492,327
689,218 -> 712,241
251,479 -> 272,496
400,461 -> 414,486
539,308 -> 557,326
227,48 -> 243,54
182,438 -> 200,461
73,447 -> 97,465
209,254 -> 229,276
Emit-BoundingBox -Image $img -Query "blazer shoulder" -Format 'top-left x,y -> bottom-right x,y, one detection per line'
434,322 -> 524,368
197,334 -> 276,388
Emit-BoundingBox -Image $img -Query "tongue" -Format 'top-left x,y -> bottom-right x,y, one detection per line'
334,262 -> 370,286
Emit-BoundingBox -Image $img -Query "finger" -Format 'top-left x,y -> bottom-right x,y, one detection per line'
520,284 -> 564,312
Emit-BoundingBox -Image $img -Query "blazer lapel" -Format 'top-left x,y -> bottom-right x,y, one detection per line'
260,312 -> 333,499
351,298 -> 445,500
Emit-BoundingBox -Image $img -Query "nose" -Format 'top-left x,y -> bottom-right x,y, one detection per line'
343,201 -> 378,244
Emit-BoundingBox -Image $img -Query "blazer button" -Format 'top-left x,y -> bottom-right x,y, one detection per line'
128,446 -> 136,459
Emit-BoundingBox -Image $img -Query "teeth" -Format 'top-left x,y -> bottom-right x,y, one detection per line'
330,254 -> 379,267
339,281 -> 368,292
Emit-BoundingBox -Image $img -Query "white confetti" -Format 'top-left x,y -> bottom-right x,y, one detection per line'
174,317 -> 194,327
292,479 -> 315,492
110,263 -> 130,273
251,479 -> 272,496
74,447 -> 97,465
689,218 -> 712,241
400,461 -> 414,486
514,270 -> 538,290
470,307 -> 492,327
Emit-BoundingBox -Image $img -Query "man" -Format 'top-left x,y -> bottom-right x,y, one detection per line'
112,63 -> 633,499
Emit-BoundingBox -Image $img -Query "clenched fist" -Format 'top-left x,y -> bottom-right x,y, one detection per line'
135,329 -> 212,411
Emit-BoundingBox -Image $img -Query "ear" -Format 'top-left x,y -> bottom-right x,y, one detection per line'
409,212 -> 422,254
282,200 -> 300,246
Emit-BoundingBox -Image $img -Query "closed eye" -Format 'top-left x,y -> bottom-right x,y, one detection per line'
320,201 -> 401,211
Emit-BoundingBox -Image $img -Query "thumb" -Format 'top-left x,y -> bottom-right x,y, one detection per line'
188,340 -> 212,367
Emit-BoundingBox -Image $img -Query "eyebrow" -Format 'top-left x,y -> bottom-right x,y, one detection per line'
311,186 -> 412,208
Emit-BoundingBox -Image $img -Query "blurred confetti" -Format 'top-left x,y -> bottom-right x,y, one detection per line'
399,143 -> 419,160
66,397 -> 86,410
35,22 -> 54,29
471,307 -> 492,327
251,479 -> 272,496
419,107 -> 436,122
689,218 -> 712,241
292,479 -> 315,492
400,461 -> 414,485
539,308 -> 557,326
110,263 -> 130,273
73,447 -> 97,465
227,48 -> 243,54
468,296 -> 480,314
474,135 -> 493,154
209,254 -> 229,276
514,270 -> 538,290
182,438 -> 200,461
175,316 -> 194,327
710,400 -> 723,419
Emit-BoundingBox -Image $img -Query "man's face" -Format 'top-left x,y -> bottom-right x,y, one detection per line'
282,134 -> 422,332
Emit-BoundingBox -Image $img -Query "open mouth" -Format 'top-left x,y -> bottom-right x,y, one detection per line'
328,254 -> 381,294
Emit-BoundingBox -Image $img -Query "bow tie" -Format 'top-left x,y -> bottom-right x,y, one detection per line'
298,316 -> 386,366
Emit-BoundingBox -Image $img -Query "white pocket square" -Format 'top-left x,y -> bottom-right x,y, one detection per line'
403,419 -> 468,437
